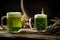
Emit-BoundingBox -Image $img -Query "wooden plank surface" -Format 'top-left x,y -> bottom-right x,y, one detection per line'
0,26 -> 60,40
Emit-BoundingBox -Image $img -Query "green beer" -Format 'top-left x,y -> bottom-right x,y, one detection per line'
7,12 -> 22,33
34,14 -> 47,32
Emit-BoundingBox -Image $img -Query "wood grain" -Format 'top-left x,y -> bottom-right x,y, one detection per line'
0,26 -> 60,40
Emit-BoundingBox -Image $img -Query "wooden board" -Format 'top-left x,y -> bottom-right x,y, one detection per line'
0,26 -> 60,40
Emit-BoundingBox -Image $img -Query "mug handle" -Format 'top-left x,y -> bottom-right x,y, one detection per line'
1,16 -> 7,30
29,17 -> 34,29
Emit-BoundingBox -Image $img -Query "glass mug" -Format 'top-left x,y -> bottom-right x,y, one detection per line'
1,12 -> 22,33
29,14 -> 48,32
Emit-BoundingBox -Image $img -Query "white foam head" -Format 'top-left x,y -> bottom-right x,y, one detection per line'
35,14 -> 47,18
7,12 -> 21,17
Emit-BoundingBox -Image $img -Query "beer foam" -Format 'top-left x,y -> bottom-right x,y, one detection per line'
7,12 -> 21,17
35,14 -> 47,18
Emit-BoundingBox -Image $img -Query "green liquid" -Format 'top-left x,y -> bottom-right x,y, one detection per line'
34,17 -> 47,32
7,16 -> 22,33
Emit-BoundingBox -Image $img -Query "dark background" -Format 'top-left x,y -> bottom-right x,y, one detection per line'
0,0 -> 60,25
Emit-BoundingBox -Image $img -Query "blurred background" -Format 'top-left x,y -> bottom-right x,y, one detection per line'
0,0 -> 60,25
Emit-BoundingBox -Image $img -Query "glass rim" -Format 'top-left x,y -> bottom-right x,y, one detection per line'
7,12 -> 21,15
35,14 -> 47,18
7,12 -> 21,17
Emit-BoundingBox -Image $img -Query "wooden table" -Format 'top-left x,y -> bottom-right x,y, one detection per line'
0,26 -> 60,40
